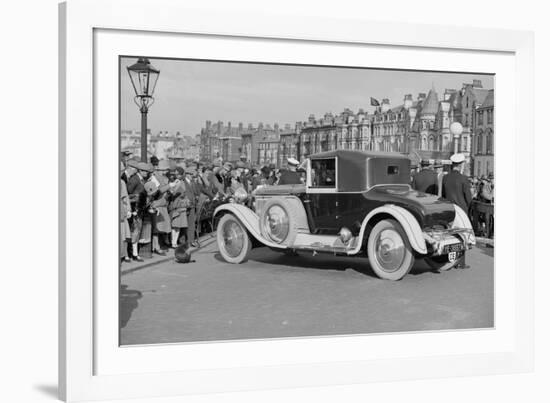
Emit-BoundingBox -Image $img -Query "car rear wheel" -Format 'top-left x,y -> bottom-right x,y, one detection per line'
425,254 -> 461,271
217,214 -> 252,264
367,219 -> 414,281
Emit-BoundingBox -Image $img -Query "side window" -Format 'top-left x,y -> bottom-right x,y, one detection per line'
387,165 -> 400,175
310,158 -> 336,188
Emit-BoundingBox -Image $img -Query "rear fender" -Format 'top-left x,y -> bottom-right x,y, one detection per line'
214,203 -> 285,249
452,204 -> 476,246
350,205 -> 427,255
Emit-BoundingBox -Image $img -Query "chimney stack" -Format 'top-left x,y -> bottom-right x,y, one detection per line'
443,89 -> 456,101
404,94 -> 413,109
381,98 -> 391,113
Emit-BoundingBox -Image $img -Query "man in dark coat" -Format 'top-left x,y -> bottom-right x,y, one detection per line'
442,153 -> 472,214
235,160 -> 249,191
411,159 -> 438,195
278,157 -> 302,185
183,166 -> 201,247
125,160 -> 150,261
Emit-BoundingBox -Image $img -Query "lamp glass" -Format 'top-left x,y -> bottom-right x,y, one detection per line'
127,57 -> 160,98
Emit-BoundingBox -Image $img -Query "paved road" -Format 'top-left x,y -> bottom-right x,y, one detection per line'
120,238 -> 494,345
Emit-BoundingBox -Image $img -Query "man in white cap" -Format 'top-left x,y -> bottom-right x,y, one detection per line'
278,157 -> 302,185
442,153 -> 472,215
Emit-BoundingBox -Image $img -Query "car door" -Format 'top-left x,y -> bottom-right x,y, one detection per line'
306,157 -> 340,234
306,193 -> 339,234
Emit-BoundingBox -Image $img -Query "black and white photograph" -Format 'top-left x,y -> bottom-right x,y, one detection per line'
119,56 -> 495,346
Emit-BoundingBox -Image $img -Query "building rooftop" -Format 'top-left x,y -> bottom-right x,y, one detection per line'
472,88 -> 491,105
479,89 -> 494,109
420,88 -> 439,116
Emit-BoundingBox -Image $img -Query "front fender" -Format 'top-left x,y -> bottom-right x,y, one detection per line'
214,203 -> 284,249
350,204 -> 427,255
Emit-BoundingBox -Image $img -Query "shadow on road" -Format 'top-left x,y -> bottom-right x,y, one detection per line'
33,384 -> 58,399
477,244 -> 494,258
120,284 -> 142,328
215,248 -> 437,279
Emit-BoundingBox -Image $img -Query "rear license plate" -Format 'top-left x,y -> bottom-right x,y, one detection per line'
444,243 -> 465,253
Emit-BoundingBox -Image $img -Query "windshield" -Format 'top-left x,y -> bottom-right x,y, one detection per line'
310,158 -> 336,188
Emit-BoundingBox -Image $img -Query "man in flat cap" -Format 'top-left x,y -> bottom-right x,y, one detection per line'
183,166 -> 200,247
278,157 -> 303,185
442,153 -> 472,214
125,160 -> 152,261
411,159 -> 438,195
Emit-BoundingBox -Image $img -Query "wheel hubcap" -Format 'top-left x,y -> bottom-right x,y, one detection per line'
374,228 -> 405,272
222,221 -> 245,257
264,205 -> 289,243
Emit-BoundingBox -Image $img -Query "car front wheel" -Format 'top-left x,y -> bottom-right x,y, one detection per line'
217,214 -> 252,264
367,219 -> 414,280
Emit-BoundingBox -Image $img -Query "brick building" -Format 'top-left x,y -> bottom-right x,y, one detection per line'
473,89 -> 494,177
198,80 -> 493,174
298,109 -> 372,159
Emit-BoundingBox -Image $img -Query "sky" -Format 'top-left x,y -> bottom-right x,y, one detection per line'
120,57 -> 494,136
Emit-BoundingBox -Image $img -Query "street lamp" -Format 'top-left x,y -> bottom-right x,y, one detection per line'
127,57 -> 160,162
450,121 -> 463,154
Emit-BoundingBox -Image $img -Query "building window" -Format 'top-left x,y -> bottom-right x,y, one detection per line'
487,132 -> 493,154
477,134 -> 483,154
478,112 -> 483,125
488,109 -> 493,124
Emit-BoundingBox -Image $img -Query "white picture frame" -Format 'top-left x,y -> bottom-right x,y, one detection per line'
59,0 -> 534,401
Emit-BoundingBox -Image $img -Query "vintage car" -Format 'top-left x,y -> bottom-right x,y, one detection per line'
214,150 -> 475,280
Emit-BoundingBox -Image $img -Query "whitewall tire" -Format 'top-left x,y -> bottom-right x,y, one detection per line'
367,219 -> 415,281
217,214 -> 252,264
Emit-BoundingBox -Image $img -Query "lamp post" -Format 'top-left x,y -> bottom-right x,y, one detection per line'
450,121 -> 463,155
127,57 -> 160,162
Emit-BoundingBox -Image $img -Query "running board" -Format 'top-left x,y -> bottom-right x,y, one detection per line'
291,233 -> 361,255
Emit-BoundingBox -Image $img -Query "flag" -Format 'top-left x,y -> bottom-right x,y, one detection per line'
370,97 -> 380,107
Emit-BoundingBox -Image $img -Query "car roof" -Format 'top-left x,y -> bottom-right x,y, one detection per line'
309,150 -> 410,192
310,149 -> 410,162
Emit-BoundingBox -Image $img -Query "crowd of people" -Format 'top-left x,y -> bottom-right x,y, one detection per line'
410,154 -> 494,238
120,152 -> 304,262
121,151 -> 495,262
411,156 -> 494,207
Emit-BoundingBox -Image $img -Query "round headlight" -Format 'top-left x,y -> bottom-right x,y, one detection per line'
233,187 -> 248,203
264,205 -> 290,243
